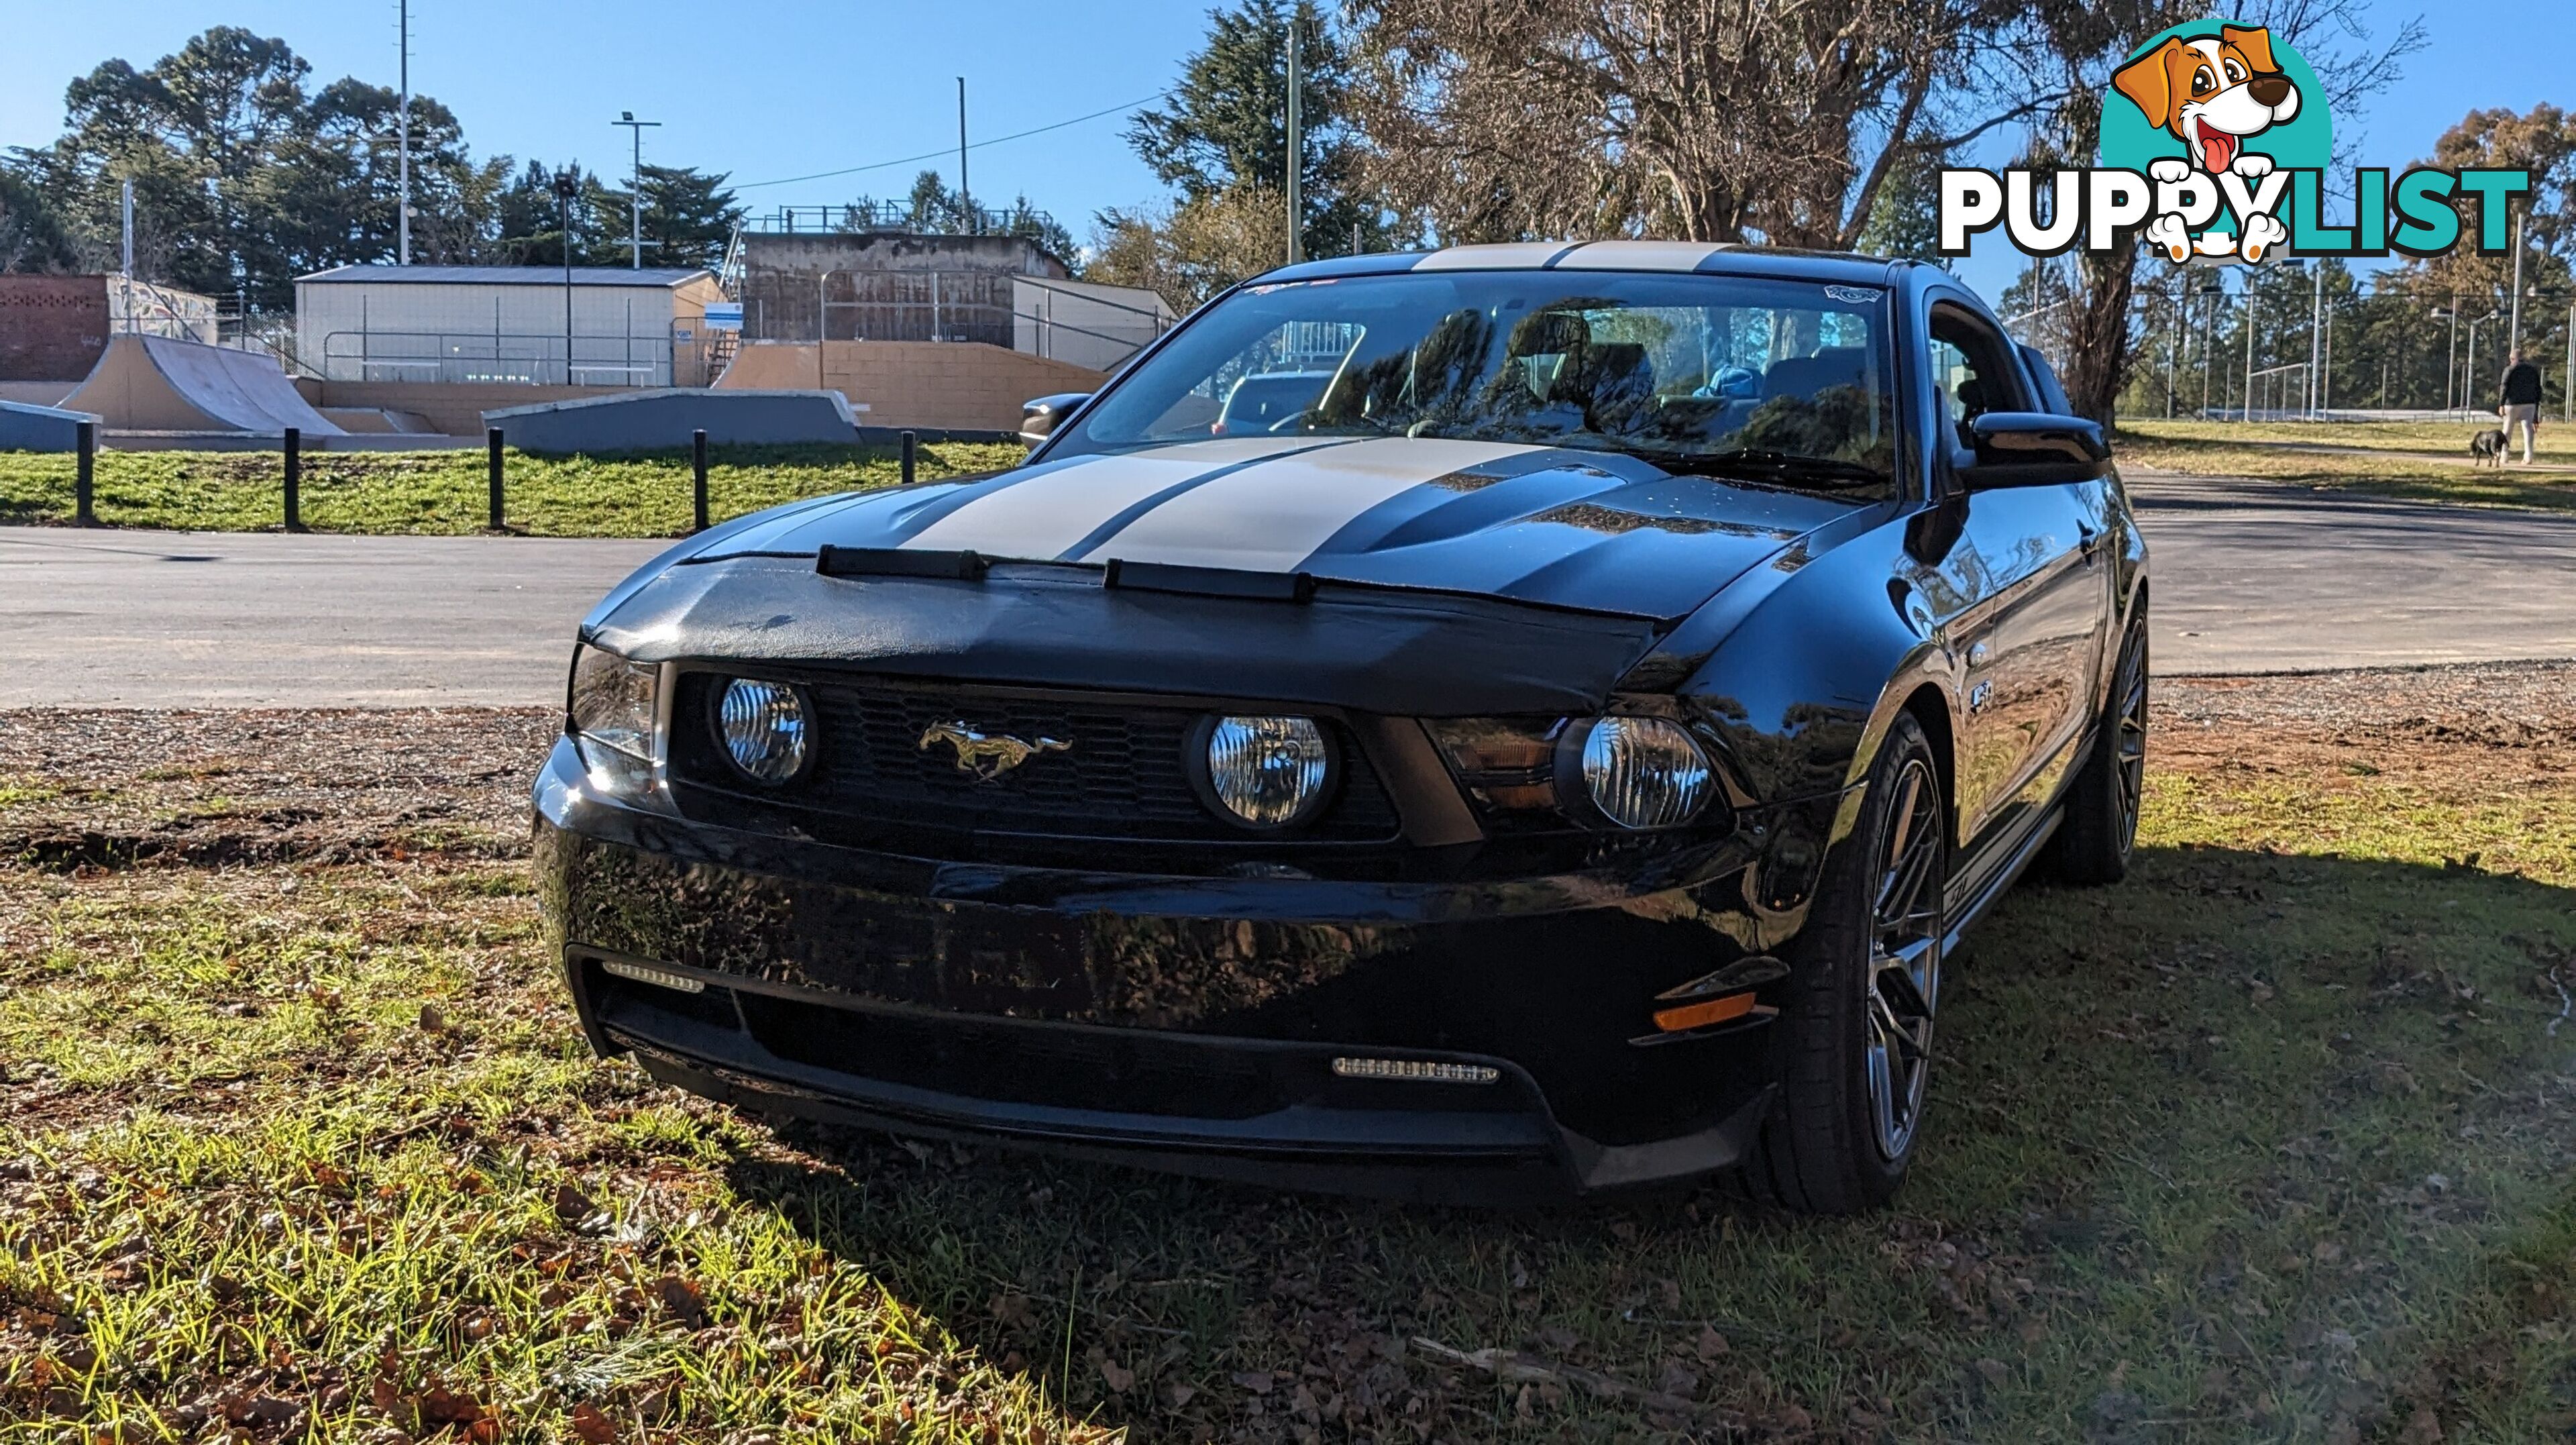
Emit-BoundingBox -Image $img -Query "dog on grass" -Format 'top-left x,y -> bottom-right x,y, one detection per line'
2470,429 -> 2508,468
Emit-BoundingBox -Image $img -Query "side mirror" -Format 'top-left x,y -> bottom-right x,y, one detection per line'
1959,411 -> 2109,489
1019,392 -> 1091,447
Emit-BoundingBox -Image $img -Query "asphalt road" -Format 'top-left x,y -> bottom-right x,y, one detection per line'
4,470 -> 2572,706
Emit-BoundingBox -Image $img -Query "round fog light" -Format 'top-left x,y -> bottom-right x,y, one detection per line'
1580,716 -> 1713,828
718,678 -> 809,783
1201,715 -> 1334,828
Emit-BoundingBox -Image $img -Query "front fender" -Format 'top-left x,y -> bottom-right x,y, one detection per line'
1631,508 -> 1962,851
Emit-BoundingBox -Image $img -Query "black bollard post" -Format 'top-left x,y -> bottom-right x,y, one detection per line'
692,428 -> 710,533
73,421 -> 95,526
282,427 -> 303,532
900,429 -> 916,488
486,427 -> 505,531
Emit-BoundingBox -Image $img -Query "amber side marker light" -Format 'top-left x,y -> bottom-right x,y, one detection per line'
1652,993 -> 1763,1033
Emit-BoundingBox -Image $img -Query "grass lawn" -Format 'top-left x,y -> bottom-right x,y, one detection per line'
3,680 -> 2573,1442
0,443 -> 1024,538
2115,419 -> 2576,511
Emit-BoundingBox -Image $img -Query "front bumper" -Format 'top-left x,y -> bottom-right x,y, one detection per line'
537,737 -> 1843,1203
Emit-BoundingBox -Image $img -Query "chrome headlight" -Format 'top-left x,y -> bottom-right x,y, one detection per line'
1578,716 -> 1713,829
569,645 -> 659,791
716,678 -> 810,783
1199,715 -> 1334,828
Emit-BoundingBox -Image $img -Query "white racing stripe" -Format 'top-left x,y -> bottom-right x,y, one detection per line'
899,438 -> 1311,557
1548,239 -> 1734,272
1077,437 -> 1544,572
1410,242 -> 1582,272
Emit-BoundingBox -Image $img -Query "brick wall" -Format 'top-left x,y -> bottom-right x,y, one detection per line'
716,341 -> 1102,430
0,276 -> 109,381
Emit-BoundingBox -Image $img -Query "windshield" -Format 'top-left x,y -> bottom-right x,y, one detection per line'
1052,269 -> 1896,492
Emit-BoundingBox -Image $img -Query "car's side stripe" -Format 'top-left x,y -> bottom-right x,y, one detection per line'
1079,437 -> 1545,572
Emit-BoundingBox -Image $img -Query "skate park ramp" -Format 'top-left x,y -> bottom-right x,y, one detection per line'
319,407 -> 440,435
63,335 -> 345,437
0,398 -> 101,451
480,388 -> 863,454
0,381 -> 76,408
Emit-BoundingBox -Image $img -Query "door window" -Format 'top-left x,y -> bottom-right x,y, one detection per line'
1928,306 -> 2028,451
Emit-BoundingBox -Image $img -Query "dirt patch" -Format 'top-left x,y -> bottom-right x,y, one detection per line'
0,708 -> 553,868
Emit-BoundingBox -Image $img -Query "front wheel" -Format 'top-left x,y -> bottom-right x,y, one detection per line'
1742,712 -> 1946,1214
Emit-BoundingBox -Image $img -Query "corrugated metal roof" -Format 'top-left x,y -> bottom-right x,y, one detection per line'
297,264 -> 712,288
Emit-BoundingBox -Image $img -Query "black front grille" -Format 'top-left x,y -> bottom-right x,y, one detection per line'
737,992 -> 1285,1120
669,673 -> 1402,844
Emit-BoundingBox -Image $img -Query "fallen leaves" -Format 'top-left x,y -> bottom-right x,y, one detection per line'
1411,1336 -> 1749,1430
1089,1346 -> 1133,1394
569,1401 -> 619,1442
656,1276 -> 710,1330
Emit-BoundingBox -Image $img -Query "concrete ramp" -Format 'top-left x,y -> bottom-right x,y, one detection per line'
0,398 -> 101,451
480,388 -> 863,454
320,407 -> 440,435
64,335 -> 345,436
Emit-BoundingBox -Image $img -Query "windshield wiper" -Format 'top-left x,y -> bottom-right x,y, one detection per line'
1633,447 -> 1888,488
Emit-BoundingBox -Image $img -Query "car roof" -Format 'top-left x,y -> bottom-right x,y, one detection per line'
1254,239 -> 1912,288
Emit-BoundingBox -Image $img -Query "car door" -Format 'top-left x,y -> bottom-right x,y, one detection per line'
1928,301 -> 2110,857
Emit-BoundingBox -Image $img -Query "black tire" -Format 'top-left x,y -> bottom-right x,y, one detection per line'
2047,617 -> 2148,886
1743,712 -> 1946,1215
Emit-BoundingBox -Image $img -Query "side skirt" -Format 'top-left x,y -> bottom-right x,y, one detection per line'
1941,803 -> 2061,953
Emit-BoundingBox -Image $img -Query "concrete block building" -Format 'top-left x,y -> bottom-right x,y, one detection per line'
294,265 -> 725,387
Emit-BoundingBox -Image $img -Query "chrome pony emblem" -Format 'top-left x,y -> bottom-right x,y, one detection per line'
918,720 -> 1071,782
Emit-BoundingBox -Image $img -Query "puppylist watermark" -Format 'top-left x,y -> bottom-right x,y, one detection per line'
1938,21 -> 2527,265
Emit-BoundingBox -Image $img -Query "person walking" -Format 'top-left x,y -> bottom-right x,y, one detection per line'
2500,350 -> 2544,464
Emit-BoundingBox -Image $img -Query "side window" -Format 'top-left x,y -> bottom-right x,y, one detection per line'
1927,305 -> 2027,450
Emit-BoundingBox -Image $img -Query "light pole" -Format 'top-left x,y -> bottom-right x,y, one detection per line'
2465,310 -> 2501,416
2318,261 -> 2339,417
612,112 -> 661,269
397,0 -> 411,265
2431,302 -> 2459,417
2243,286 -> 2257,423
2202,274 -> 2220,419
1285,17 -> 1303,266
956,78 -> 971,233
553,170 -> 580,384
2508,205 -> 2526,357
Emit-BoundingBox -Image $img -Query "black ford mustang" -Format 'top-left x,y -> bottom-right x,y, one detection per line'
537,241 -> 2147,1212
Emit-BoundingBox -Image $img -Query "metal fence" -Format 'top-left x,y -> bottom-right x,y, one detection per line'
745,203 -> 1060,236
315,327 -> 692,386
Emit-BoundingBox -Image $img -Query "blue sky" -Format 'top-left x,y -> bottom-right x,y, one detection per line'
2,0 -> 2565,301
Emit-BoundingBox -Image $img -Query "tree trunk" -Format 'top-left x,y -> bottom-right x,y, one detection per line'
2061,247 -> 2139,425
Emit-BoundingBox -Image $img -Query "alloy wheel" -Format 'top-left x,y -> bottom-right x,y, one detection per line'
1865,756 -> 1945,1161
2114,641 -> 2149,853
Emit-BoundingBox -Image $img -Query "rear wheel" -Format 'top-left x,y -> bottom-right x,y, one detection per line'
2047,618 -> 2148,886
1743,713 -> 1946,1214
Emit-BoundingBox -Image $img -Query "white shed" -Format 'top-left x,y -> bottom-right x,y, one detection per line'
295,265 -> 727,386
1012,277 -> 1178,372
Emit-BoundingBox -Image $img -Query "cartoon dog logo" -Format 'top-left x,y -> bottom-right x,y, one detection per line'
2114,25 -> 2302,262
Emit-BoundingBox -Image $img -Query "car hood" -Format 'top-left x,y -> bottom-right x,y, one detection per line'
694,435 -> 1862,623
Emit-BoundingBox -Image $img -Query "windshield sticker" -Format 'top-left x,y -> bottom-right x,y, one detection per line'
1823,286 -> 1884,305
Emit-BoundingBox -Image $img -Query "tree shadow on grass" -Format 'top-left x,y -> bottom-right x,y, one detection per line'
718,844 -> 2576,1442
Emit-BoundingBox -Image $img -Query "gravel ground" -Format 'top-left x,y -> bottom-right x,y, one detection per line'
1,665 -> 2567,865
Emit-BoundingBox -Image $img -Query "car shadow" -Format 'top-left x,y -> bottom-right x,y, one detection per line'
717,841 -> 2576,1440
